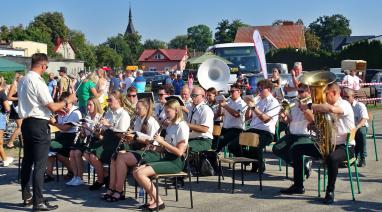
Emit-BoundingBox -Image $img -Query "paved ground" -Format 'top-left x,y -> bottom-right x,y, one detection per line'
1,109 -> 382,212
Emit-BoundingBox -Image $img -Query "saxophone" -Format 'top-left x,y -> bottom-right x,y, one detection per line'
300,71 -> 337,161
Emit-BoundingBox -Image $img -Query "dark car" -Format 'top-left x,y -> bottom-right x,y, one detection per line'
143,71 -> 160,84
151,75 -> 170,92
182,69 -> 198,82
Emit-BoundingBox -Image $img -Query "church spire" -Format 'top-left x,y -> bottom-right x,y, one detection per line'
125,3 -> 136,36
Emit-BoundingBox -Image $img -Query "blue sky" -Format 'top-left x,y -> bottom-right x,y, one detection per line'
1,0 -> 381,45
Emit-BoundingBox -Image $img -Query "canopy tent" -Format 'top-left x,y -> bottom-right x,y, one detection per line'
0,57 -> 26,72
187,52 -> 232,65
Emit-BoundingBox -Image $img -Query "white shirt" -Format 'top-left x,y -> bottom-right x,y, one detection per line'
342,75 -> 361,91
104,107 -> 130,132
333,98 -> 355,145
289,100 -> 312,135
134,116 -> 160,140
187,102 -> 214,139
351,100 -> 369,128
123,76 -> 135,93
17,71 -> 54,120
222,97 -> 247,129
250,94 -> 280,134
57,106 -> 82,133
84,113 -> 102,136
285,74 -> 302,97
165,121 -> 189,148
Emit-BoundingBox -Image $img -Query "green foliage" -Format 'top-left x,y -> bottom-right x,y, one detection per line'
0,25 -> 10,41
187,24 -> 213,51
30,12 -> 69,42
143,39 -> 167,49
266,48 -> 337,71
95,45 -> 123,68
304,30 -> 321,52
308,14 -> 351,50
8,25 -> 30,41
0,72 -> 18,84
123,33 -> 143,65
104,34 -> 131,66
214,19 -> 248,44
338,40 -> 382,68
69,30 -> 96,68
168,35 -> 189,49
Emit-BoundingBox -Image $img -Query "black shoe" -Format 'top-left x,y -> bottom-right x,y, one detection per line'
137,203 -> 150,209
323,191 -> 334,204
44,174 -> 55,183
280,185 -> 305,194
304,160 -> 312,179
146,203 -> 165,211
251,162 -> 265,173
32,201 -> 58,211
23,197 -> 33,207
89,181 -> 105,191
357,157 -> 366,167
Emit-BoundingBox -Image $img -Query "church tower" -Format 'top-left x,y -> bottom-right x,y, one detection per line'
125,4 -> 136,36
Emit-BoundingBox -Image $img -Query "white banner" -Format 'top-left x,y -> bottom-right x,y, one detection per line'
252,30 -> 267,79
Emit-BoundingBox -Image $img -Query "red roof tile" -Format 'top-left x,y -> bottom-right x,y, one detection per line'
234,25 -> 306,49
139,49 -> 188,62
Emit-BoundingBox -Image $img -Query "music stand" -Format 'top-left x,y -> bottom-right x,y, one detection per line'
137,92 -> 154,103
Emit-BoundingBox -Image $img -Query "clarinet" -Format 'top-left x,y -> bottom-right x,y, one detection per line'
92,107 -> 109,140
111,113 -> 138,161
137,119 -> 167,166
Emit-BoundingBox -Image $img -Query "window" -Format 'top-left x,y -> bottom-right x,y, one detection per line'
154,54 -> 164,60
149,67 -> 157,72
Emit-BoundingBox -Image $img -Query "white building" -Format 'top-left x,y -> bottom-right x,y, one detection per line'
54,39 -> 75,60
0,47 -> 25,57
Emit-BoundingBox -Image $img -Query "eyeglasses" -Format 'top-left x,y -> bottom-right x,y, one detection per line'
127,94 -> 137,97
191,93 -> 201,98
257,87 -> 266,92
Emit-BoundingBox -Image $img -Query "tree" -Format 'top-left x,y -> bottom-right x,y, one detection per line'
214,19 -> 231,44
143,39 -> 167,49
124,33 -> 144,65
304,30 -> 321,52
105,34 -> 131,66
228,19 -> 248,42
29,12 -> 69,42
214,19 -> 248,44
187,24 -> 213,51
8,25 -> 29,41
69,30 -> 96,68
168,35 -> 189,49
0,25 -> 10,41
308,14 -> 351,50
95,45 -> 122,68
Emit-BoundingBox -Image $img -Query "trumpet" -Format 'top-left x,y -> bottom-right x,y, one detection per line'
279,96 -> 312,114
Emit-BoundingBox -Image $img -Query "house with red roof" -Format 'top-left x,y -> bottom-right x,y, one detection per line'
53,37 -> 75,60
138,49 -> 188,73
234,22 -> 306,53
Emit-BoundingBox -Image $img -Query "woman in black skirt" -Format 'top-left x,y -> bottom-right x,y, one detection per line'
84,91 -> 130,190
133,99 -> 189,211
104,98 -> 160,201
6,72 -> 23,149
66,97 -> 103,186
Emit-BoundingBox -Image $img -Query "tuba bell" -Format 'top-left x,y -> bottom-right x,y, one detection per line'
299,71 -> 337,161
197,58 -> 231,92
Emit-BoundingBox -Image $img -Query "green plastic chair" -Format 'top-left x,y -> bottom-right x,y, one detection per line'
366,112 -> 379,161
317,129 -> 361,200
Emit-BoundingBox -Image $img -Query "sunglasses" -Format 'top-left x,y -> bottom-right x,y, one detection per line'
127,94 -> 137,97
158,93 -> 166,96
191,93 -> 201,98
257,87 -> 266,92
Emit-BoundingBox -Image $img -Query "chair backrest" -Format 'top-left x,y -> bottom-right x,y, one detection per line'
239,132 -> 260,147
346,128 -> 356,145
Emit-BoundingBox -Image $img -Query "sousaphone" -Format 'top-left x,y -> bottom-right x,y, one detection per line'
197,58 -> 231,92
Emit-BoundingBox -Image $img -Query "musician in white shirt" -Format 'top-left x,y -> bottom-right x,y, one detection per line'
244,79 -> 280,173
215,84 -> 247,156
